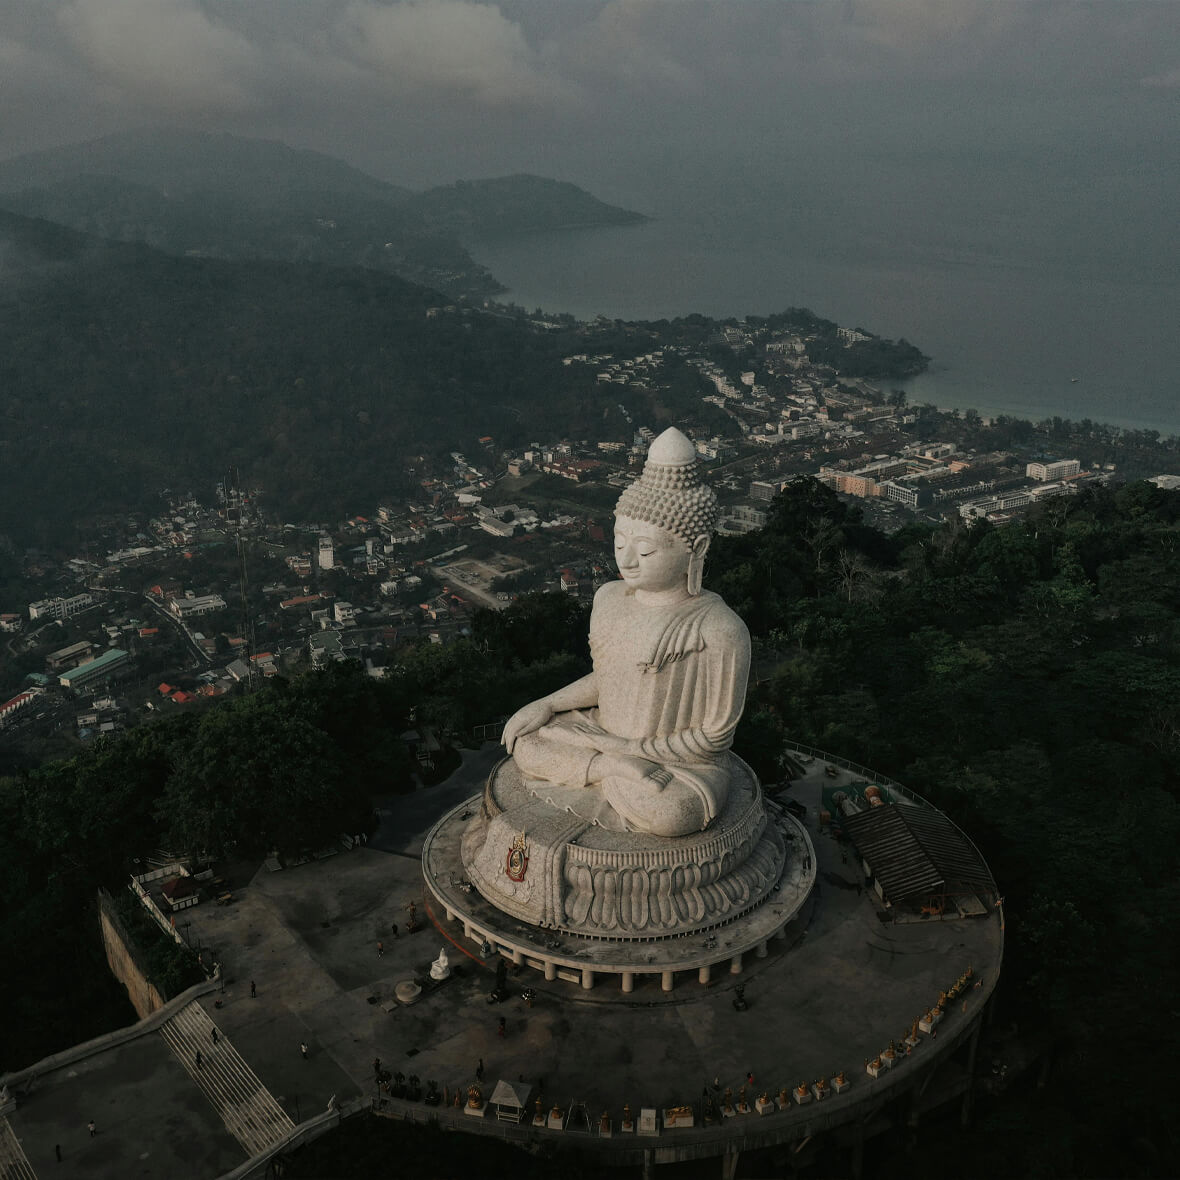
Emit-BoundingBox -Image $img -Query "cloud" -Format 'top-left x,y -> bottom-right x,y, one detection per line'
336,0 -> 567,107
57,0 -> 261,115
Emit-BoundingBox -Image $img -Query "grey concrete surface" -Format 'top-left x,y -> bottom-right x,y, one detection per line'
3,744 -> 1002,1176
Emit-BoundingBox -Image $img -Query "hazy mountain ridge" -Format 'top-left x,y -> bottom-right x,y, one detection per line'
0,131 -> 646,297
406,173 -> 648,238
0,128 -> 413,207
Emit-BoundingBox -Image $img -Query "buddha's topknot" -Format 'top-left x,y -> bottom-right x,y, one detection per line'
615,428 -> 718,546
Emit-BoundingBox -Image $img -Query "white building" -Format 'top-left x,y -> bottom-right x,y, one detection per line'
1026,459 -> 1080,482
170,594 -> 227,620
318,534 -> 335,571
28,593 -> 97,621
333,600 -> 357,626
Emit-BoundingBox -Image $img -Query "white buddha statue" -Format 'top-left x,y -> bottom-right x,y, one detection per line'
430,946 -> 451,980
502,428 -> 751,838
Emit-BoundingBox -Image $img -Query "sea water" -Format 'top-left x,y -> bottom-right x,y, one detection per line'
469,155 -> 1180,437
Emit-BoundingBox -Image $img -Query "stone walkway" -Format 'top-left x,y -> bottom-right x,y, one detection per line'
0,1115 -> 37,1179
158,1002 -> 295,1157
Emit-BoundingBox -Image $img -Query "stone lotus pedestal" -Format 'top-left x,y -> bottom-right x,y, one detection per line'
755,1095 -> 775,1116
637,1108 -> 659,1136
461,753 -> 785,941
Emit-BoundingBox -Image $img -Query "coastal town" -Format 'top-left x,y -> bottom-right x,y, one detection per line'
2,309 -> 1176,755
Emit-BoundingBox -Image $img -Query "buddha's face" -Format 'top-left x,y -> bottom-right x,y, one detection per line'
613,514 -> 690,594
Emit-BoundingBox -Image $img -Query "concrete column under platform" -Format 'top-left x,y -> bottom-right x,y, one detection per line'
621,971 -> 634,993
544,961 -> 556,982
755,940 -> 768,959
699,964 -> 712,985
581,968 -> 594,990
730,953 -> 743,975
661,970 -> 674,992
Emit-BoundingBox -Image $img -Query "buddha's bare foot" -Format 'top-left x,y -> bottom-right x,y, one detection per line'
590,752 -> 667,787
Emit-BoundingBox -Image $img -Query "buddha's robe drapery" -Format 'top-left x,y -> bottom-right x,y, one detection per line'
513,582 -> 751,834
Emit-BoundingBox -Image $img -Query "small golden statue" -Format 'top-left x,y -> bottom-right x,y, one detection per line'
466,1083 -> 482,1109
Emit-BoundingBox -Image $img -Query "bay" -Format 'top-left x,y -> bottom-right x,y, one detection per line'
469,196 -> 1180,438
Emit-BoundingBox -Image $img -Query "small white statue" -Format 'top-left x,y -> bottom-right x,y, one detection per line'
430,946 -> 451,981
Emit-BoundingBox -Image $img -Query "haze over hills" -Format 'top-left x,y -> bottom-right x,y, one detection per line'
0,129 -> 413,207
402,174 -> 648,239
0,130 -> 644,300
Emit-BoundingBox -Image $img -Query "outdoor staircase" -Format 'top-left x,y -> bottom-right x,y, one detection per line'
0,1116 -> 37,1180
159,1002 -> 295,1157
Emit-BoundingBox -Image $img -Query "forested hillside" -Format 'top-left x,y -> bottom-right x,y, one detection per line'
713,477 -> 1180,1178
0,211 -> 610,544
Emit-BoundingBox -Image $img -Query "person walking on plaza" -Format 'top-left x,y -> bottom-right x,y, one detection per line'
87,1120 -> 95,1137
250,980 -> 256,998
497,1017 -> 506,1038
476,1058 -> 484,1083
211,1028 -> 218,1045
195,1050 -> 203,1070
377,940 -> 384,957
301,1041 -> 309,1060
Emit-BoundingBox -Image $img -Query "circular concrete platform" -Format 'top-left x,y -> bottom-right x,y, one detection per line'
423,787 -> 816,992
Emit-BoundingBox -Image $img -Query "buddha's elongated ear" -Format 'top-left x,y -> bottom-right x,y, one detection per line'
687,533 -> 710,597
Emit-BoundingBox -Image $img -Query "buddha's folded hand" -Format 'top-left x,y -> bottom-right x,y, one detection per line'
502,699 -> 554,754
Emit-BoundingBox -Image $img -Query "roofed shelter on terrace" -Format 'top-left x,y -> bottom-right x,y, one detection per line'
841,802 -> 996,918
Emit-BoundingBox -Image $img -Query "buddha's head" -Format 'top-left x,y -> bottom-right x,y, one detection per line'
614,428 -> 718,596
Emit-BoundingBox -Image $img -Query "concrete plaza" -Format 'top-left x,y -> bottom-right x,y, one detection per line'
2,743 -> 1002,1177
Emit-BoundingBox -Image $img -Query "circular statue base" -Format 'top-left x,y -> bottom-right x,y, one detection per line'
422,756 -> 815,992
463,754 -> 788,939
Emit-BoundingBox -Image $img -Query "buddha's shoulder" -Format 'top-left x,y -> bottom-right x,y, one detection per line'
592,580 -> 630,609
697,591 -> 750,642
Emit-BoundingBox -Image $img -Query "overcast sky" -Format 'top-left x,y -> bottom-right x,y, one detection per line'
3,0 -> 1178,203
